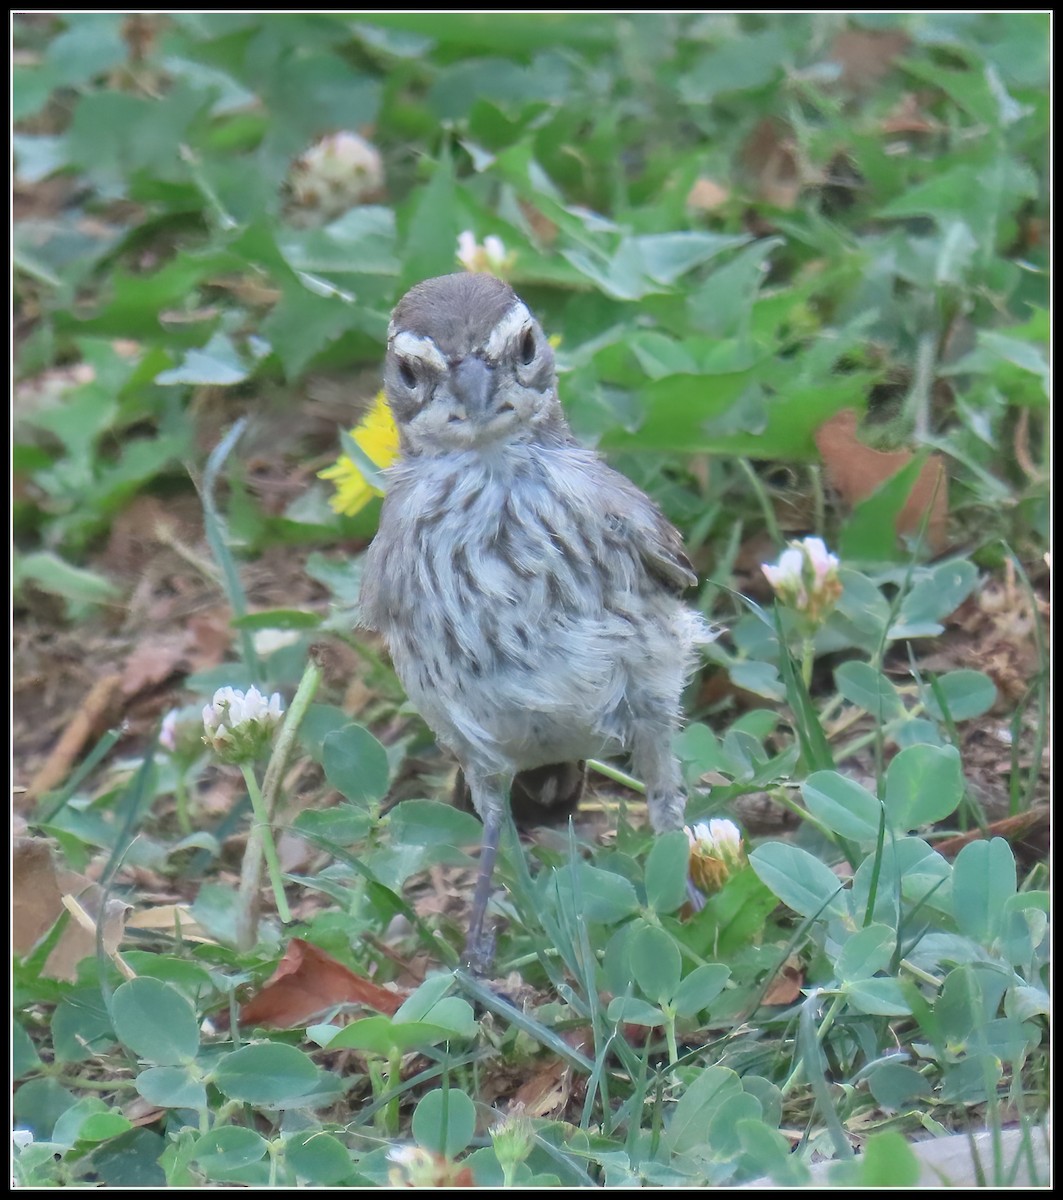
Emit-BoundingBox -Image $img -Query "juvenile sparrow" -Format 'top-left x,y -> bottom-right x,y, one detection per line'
360,273 -> 713,971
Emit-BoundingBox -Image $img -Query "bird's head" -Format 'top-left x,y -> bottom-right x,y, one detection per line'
384,273 -> 564,457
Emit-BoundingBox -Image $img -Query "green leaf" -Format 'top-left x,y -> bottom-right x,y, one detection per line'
891,561 -> 978,638
867,1061 -> 930,1111
16,550 -> 119,607
155,332 -> 250,386
840,455 -> 929,562
665,1066 -> 742,1154
412,1088 -> 477,1158
922,669 -> 997,721
749,842 -> 851,921
53,1098 -> 131,1148
606,994 -> 667,1027
135,1065 -> 207,1111
401,152 -> 459,288
231,609 -> 321,631
52,989 -> 115,1063
834,662 -> 905,720
676,723 -> 726,782
673,964 -> 731,1019
110,978 -> 201,1066
630,923 -> 682,1006
802,771 -> 882,843
883,743 -> 964,831
284,1130 -> 353,1186
855,1131 -> 920,1187
952,838 -> 1016,945
14,1021 -> 42,1078
77,1111 -> 135,1143
834,923 -> 895,982
322,724 -> 390,808
193,1127 -> 269,1178
211,1042 -> 321,1105
644,829 -> 691,914
844,977 -> 911,1017
388,799 -> 483,848
851,837 -> 952,924
551,862 -> 639,924
327,1015 -> 465,1055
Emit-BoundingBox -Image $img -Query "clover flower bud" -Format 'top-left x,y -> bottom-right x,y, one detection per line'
288,131 -> 383,224
762,536 -> 842,626
456,230 -> 514,278
686,818 -> 746,895
202,686 -> 284,764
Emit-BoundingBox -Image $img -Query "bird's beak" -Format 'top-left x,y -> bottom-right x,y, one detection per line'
451,356 -> 495,422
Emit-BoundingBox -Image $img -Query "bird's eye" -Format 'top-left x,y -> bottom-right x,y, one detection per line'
398,359 -> 417,389
519,327 -> 536,366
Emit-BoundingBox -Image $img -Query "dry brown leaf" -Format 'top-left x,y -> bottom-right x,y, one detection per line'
881,92 -> 939,135
828,28 -> 910,92
13,837 -> 131,981
815,409 -> 948,553
932,806 -> 1050,861
687,177 -> 730,213
185,610 -> 232,670
763,956 -> 804,1006
125,904 -> 216,943
239,937 -> 405,1028
121,632 -> 191,696
740,118 -> 805,209
508,1057 -> 570,1119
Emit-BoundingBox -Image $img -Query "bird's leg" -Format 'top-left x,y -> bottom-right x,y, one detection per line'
631,720 -> 703,910
462,775 -> 509,975
631,719 -> 686,834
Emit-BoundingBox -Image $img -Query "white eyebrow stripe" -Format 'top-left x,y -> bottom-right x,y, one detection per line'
391,331 -> 448,372
483,302 -> 533,360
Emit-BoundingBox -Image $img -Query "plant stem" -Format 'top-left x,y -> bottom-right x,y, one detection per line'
800,635 -> 815,691
175,774 -> 192,835
587,759 -> 646,794
236,763 -> 290,949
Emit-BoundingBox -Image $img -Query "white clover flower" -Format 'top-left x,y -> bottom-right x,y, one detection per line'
288,131 -> 383,223
202,685 -> 285,764
686,818 -> 746,895
762,536 -> 842,626
456,230 -> 513,277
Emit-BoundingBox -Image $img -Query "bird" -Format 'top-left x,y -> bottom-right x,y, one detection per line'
359,272 -> 714,972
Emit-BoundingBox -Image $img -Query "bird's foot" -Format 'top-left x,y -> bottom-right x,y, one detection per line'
461,923 -> 497,977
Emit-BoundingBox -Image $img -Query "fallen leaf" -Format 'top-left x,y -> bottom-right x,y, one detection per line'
125,904 -> 216,943
828,28 -> 910,92
740,118 -> 806,209
509,1057 -> 570,1119
121,632 -> 191,696
13,837 -> 131,981
239,937 -> 405,1028
763,956 -> 804,1006
932,806 -> 1050,860
881,92 -> 939,135
687,177 -> 730,213
814,409 -> 948,553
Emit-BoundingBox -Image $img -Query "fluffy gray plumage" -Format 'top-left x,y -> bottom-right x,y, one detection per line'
361,275 -> 713,966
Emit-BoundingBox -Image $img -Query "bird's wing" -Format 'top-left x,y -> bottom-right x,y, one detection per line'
605,472 -> 698,595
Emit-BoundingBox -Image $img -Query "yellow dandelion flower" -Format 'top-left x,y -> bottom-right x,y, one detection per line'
319,391 -> 401,517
